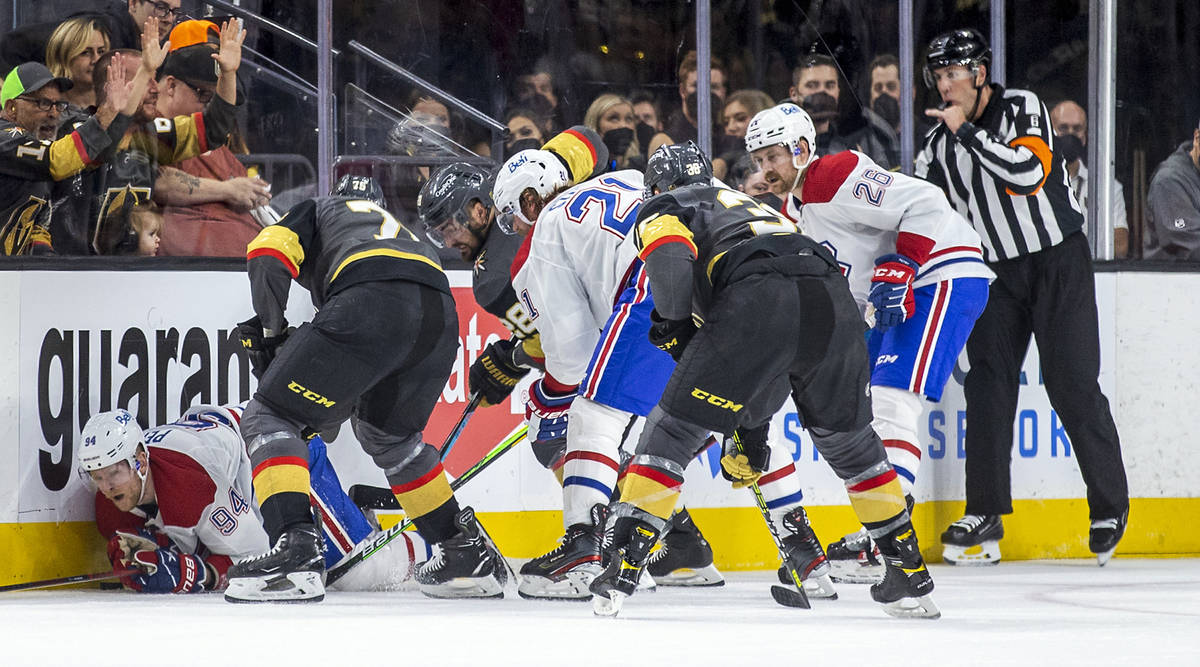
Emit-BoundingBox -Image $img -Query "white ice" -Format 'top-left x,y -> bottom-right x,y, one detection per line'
5,559 -> 1198,666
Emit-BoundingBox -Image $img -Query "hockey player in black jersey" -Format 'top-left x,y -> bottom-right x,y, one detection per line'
590,143 -> 939,619
226,175 -> 505,603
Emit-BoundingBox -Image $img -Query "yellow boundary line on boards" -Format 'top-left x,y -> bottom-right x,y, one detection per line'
3,497 -> 1198,585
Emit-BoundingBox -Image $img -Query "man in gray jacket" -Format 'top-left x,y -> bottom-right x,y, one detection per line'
1145,119 -> 1200,260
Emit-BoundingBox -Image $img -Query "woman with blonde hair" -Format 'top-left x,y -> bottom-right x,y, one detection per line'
584,93 -> 669,171
45,17 -> 110,111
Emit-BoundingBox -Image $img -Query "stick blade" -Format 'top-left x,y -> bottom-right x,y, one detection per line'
770,584 -> 811,609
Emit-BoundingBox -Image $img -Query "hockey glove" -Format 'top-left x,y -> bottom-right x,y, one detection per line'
127,547 -> 210,594
867,253 -> 920,331
469,338 -> 532,407
648,309 -> 697,361
720,423 -> 771,489
235,315 -> 290,379
525,377 -> 575,445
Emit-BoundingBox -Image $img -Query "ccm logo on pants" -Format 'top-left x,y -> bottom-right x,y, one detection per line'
288,381 -> 337,408
690,388 -> 743,412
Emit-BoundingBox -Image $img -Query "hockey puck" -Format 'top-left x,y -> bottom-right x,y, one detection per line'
770,584 -> 811,609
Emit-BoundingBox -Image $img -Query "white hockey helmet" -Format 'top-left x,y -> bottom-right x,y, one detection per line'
744,103 -> 818,172
78,409 -> 148,480
492,149 -> 570,234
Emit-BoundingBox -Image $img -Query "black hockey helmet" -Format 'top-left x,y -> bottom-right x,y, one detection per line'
331,174 -> 386,209
923,28 -> 991,88
643,141 -> 713,200
417,162 -> 494,248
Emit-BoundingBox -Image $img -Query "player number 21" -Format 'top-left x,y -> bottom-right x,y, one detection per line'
346,200 -> 419,242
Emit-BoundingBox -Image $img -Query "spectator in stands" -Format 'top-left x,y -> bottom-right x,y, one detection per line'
1050,100 -> 1128,257
1144,117 -> 1200,261
789,53 -> 853,156
94,184 -> 161,255
726,153 -> 768,196
630,90 -> 664,157
514,63 -> 562,136
718,89 -> 774,167
503,107 -> 544,159
584,93 -> 662,171
854,53 -> 902,169
154,21 -> 269,257
0,37 -> 152,255
657,50 -> 728,154
86,18 -> 246,255
45,17 -> 110,114
1,0 -> 178,70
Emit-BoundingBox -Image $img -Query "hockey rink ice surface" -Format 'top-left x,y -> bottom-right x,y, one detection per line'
4,559 -> 1197,666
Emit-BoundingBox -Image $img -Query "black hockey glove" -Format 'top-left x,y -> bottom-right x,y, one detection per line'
469,338 -> 532,407
235,315 -> 289,380
720,423 -> 771,489
648,309 -> 697,361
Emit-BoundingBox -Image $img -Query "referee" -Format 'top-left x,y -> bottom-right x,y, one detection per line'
914,29 -> 1129,566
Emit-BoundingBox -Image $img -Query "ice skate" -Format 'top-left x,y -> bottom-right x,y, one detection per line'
775,507 -> 837,599
416,507 -> 505,599
940,514 -> 1003,565
1089,510 -> 1128,566
590,517 -> 660,617
225,523 -> 326,603
871,527 -> 940,619
646,508 -> 724,587
825,527 -> 885,584
518,504 -> 605,600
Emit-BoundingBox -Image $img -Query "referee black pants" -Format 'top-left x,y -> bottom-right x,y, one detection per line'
963,232 -> 1128,520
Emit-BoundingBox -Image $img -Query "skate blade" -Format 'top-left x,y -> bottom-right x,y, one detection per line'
649,563 -> 725,587
828,561 -> 884,584
224,571 -> 325,604
942,541 -> 1000,566
418,575 -> 504,600
881,593 -> 941,620
636,570 -> 657,593
803,573 -> 839,600
592,590 -> 628,617
517,570 -> 597,601
1095,547 -> 1117,567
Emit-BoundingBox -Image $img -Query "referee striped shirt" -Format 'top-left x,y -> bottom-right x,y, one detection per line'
915,84 -> 1083,261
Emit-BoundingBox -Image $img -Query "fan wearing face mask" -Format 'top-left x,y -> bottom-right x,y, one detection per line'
1050,100 -> 1128,258
583,93 -> 669,172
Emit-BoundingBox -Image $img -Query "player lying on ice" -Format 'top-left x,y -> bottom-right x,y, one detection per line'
81,406 -> 427,596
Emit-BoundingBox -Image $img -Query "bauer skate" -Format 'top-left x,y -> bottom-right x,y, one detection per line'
940,514 -> 1003,565
871,526 -> 940,619
647,508 -> 724,587
225,523 -> 326,603
773,507 -> 837,599
590,516 -> 660,617
1089,510 -> 1128,566
518,504 -> 605,600
416,507 -> 506,599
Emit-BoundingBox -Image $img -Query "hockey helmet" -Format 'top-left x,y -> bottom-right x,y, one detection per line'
643,141 -> 713,199
417,162 -> 494,248
78,409 -> 148,482
923,28 -> 991,88
744,103 -> 818,172
491,149 -> 569,234
331,174 -> 387,210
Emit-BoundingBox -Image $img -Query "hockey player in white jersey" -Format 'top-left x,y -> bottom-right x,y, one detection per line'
81,407 -> 425,596
493,144 -> 835,600
745,103 -> 994,573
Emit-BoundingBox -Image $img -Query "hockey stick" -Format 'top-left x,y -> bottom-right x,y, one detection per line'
326,423 -> 528,586
0,567 -> 140,593
439,392 -> 483,460
724,432 -> 811,609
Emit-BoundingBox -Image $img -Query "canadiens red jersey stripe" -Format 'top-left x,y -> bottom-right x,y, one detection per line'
911,281 -> 951,393
847,468 -> 898,493
585,269 -> 650,399
563,449 -> 620,471
311,494 -> 354,554
757,462 -> 796,487
883,439 -> 923,458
